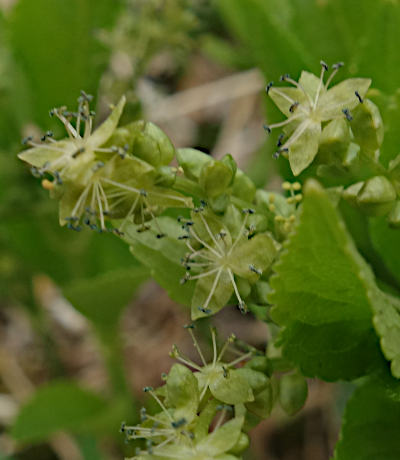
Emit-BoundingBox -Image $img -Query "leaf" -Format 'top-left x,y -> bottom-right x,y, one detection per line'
123,217 -> 195,306
63,266 -> 148,333
269,179 -> 383,380
369,216 -> 400,285
11,381 -> 108,443
368,289 -> 400,379
334,379 -> 400,460
7,0 -> 122,128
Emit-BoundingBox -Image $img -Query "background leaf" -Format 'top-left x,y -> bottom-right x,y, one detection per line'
334,378 -> 400,460
11,381 -> 108,443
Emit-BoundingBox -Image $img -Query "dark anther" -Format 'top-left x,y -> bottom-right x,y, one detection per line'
243,208 -> 255,214
80,90 -> 93,102
222,367 -> 228,378
178,235 -> 189,240
139,189 -> 148,197
277,133 -> 285,147
289,101 -> 300,113
156,233 -> 166,239
72,147 -> 85,158
263,124 -> 271,134
120,422 -> 126,433
355,91 -> 363,103
320,60 -> 329,71
265,81 -> 274,94
342,108 -> 353,121
54,171 -> 63,185
200,200 -> 207,207
238,301 -> 248,314
183,323 -> 195,329
249,264 -> 262,275
280,73 -> 290,81
198,306 -> 211,315
113,229 -> 124,237
49,109 -> 56,117
143,386 -> 153,393
332,61 -> 344,70
171,418 -> 187,429
22,136 -> 33,145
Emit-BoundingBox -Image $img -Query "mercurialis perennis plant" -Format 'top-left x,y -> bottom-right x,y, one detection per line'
18,61 -> 400,460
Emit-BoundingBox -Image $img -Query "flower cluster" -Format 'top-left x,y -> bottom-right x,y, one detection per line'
122,327 -> 274,460
19,92 -> 192,234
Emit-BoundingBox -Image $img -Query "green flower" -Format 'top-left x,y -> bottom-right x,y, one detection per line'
265,61 -> 371,175
18,93 -> 192,233
179,206 -> 277,320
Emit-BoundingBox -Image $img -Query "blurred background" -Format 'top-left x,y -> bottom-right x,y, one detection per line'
0,0 -> 399,459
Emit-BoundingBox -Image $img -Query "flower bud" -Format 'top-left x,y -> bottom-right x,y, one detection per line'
356,175 -> 396,216
351,99 -> 384,159
199,160 -> 234,197
318,118 -> 352,163
129,121 -> 175,166
176,147 -> 211,180
232,170 -> 256,202
343,181 -> 364,207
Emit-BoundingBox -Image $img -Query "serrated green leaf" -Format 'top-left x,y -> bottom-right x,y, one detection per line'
368,289 -> 400,378
269,179 -> 383,380
334,379 -> 400,460
11,381 -> 107,443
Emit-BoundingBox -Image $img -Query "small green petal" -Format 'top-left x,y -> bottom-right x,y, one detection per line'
209,369 -> 254,405
269,87 -> 307,117
319,78 -> 371,121
299,70 -> 324,101
18,140 -> 74,168
86,95 -> 126,149
166,363 -> 199,422
176,147 -> 212,181
191,270 -> 233,320
288,120 -> 321,176
228,233 -> 277,282
196,416 -> 244,456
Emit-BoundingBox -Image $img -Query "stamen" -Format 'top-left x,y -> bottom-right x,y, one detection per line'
325,61 -> 344,89
211,327 -> 218,367
313,60 -> 329,109
227,269 -> 247,314
265,81 -> 274,94
199,213 -> 224,254
342,108 -> 353,121
186,327 -> 207,366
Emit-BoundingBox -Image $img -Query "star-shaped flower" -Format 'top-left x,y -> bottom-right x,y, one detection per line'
265,61 -> 371,175
179,206 -> 277,320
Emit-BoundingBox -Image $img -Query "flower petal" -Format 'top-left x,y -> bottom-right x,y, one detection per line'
86,95 -> 126,149
269,87 -> 307,117
191,269 -> 232,320
18,140 -> 74,168
228,234 -> 277,282
319,78 -> 371,121
288,120 -> 321,176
